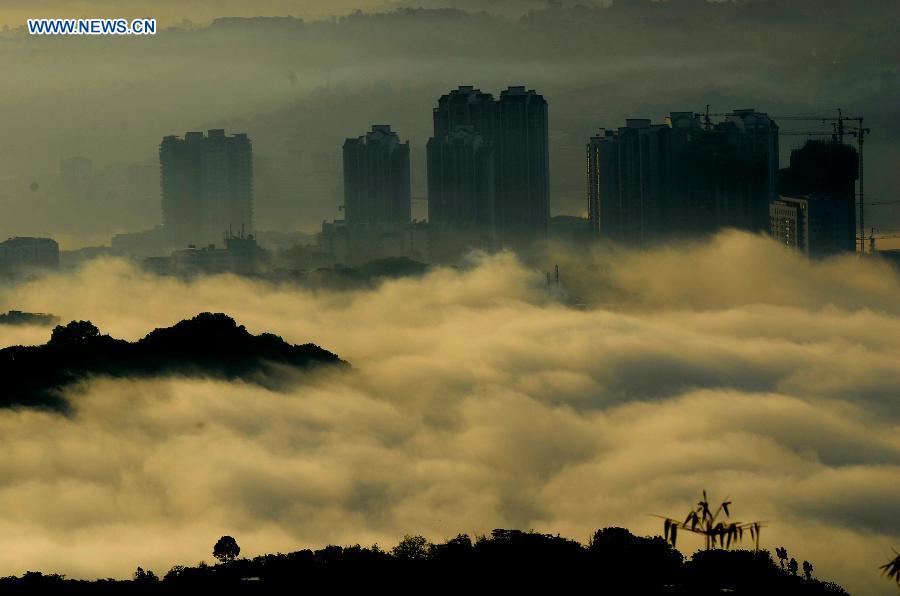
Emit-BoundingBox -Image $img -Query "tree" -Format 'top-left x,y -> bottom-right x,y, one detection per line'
776,547 -> 788,569
802,560 -> 814,580
133,567 -> 158,582
881,549 -> 900,587
213,536 -> 241,563
392,535 -> 431,560
164,565 -> 185,582
49,320 -> 100,345
788,558 -> 799,576
658,491 -> 764,550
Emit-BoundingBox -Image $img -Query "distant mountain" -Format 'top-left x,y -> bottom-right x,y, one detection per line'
0,313 -> 346,410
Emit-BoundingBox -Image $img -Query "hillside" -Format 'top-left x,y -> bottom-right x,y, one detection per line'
0,313 -> 346,410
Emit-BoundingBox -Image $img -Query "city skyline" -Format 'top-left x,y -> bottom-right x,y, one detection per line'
1,3 -> 896,248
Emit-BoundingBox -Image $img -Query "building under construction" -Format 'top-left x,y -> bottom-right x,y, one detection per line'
773,139 -> 859,258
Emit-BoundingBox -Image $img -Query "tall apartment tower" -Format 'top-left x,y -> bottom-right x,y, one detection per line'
496,86 -> 550,241
342,125 -> 411,227
587,120 -> 672,244
427,85 -> 550,245
426,125 -> 495,234
432,86 -> 498,142
587,109 -> 778,245
160,129 -> 253,248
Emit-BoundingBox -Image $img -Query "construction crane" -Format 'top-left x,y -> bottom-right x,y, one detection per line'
703,108 -> 861,143
844,121 -> 872,251
702,108 -> 872,251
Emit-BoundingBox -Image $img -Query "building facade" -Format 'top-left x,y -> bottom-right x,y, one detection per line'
342,125 -> 411,227
770,196 -> 809,254
0,237 -> 60,276
427,85 -> 550,247
160,129 -> 253,248
496,86 -> 550,242
587,109 -> 779,245
426,124 -> 495,235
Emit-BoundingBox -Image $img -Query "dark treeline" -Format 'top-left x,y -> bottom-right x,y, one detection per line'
0,528 -> 848,595
0,313 -> 345,410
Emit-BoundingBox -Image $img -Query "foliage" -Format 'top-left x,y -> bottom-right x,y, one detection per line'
133,567 -> 158,582
213,536 -> 241,563
658,490 -> 764,550
881,549 -> 900,586
776,546 -> 789,569
804,560 -> 814,580
391,534 -> 430,560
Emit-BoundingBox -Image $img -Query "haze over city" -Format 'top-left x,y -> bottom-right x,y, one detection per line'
0,1 -> 898,594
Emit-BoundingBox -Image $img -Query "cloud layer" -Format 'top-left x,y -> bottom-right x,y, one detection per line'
0,231 -> 899,594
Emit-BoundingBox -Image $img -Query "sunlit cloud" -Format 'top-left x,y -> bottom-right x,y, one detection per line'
0,231 -> 898,593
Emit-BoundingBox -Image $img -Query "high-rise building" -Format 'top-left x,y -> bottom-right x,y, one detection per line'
588,109 -> 779,245
342,125 -> 411,227
426,125 -> 495,234
770,194 -> 854,259
427,85 -> 550,246
770,196 -> 808,254
0,237 -> 59,276
587,120 -> 672,244
496,86 -> 550,241
160,129 -> 253,248
778,139 -> 858,254
432,86 -> 498,142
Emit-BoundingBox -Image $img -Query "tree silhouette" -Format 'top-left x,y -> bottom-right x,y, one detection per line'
49,320 -> 100,345
213,536 -> 240,563
776,547 -> 788,569
788,558 -> 799,576
392,535 -> 431,560
658,491 -> 764,550
803,560 -> 814,580
133,567 -> 158,582
881,549 -> 900,587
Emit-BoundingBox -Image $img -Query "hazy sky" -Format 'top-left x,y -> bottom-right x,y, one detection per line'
1,231 -> 899,594
0,0 -> 897,246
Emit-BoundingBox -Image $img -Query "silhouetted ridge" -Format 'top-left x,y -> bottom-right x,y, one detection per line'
0,527 -> 848,595
0,313 -> 346,410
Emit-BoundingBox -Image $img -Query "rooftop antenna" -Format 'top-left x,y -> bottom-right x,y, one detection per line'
703,105 -> 713,131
